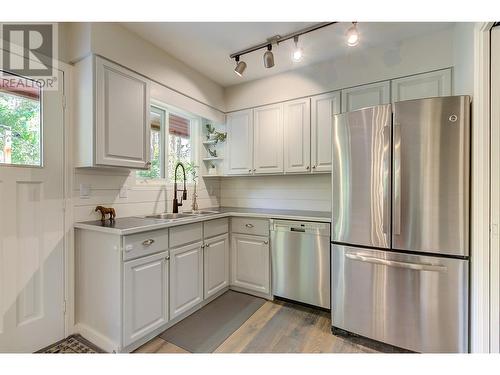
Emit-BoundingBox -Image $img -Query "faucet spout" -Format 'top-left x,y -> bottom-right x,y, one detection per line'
173,162 -> 187,213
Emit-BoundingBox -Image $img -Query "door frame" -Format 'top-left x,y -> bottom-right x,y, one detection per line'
471,21 -> 495,353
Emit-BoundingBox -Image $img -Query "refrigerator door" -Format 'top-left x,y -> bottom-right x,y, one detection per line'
393,96 -> 470,256
331,244 -> 469,353
332,104 -> 391,249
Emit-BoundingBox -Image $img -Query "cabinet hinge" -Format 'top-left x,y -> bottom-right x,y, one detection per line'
62,95 -> 67,109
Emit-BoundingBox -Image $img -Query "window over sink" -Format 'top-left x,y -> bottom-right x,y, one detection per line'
136,104 -> 199,182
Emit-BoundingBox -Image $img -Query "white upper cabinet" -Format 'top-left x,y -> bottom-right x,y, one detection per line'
311,91 -> 340,173
226,110 -> 254,175
284,98 -> 311,174
391,68 -> 452,102
123,251 -> 168,347
253,104 -> 284,174
74,55 -> 151,169
341,81 -> 391,112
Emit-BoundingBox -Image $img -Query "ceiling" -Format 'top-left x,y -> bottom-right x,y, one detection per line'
121,22 -> 454,87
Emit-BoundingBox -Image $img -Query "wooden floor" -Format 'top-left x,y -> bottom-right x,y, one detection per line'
134,299 -> 376,353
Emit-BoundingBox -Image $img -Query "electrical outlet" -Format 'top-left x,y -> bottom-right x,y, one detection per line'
119,185 -> 128,199
80,184 -> 90,199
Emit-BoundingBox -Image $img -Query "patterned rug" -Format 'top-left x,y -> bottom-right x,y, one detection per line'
37,334 -> 105,353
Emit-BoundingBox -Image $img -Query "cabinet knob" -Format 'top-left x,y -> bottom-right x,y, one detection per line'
306,166 -> 310,170
263,240 -> 269,245
164,255 -> 170,261
142,239 -> 154,246
245,223 -> 254,228
248,169 -> 252,173
145,161 -> 152,167
312,165 -> 317,169
253,168 -> 256,172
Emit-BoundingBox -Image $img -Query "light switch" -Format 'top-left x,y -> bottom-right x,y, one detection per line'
80,184 -> 90,199
119,185 -> 128,198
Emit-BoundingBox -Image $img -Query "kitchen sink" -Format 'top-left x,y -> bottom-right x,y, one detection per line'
181,210 -> 220,215
144,213 -> 194,220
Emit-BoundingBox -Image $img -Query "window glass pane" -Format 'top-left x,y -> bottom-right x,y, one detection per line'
137,108 -> 164,179
0,73 -> 41,166
167,113 -> 192,182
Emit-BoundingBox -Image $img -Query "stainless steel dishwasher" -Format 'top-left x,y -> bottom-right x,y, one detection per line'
270,219 -> 331,309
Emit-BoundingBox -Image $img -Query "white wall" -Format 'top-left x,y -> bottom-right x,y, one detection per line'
220,174 -> 331,212
453,22 -> 475,96
224,27 -> 457,111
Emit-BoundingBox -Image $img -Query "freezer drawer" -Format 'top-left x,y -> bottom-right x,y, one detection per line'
331,244 -> 468,353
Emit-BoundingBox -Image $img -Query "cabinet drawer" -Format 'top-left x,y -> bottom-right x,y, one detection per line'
169,222 -> 203,248
231,217 -> 269,236
123,229 -> 169,261
204,218 -> 229,239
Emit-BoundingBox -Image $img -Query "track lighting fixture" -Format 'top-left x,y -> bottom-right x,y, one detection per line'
292,35 -> 303,62
346,22 -> 360,47
229,22 -> 361,76
234,55 -> 247,77
263,44 -> 275,68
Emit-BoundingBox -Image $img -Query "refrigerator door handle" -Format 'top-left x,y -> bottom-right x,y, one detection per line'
345,252 -> 447,272
393,123 -> 402,235
382,125 -> 391,234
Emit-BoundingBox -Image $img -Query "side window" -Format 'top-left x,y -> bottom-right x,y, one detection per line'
137,106 -> 165,179
136,105 -> 197,181
0,72 -> 42,166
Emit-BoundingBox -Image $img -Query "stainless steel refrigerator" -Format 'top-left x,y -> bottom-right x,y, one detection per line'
331,96 -> 470,353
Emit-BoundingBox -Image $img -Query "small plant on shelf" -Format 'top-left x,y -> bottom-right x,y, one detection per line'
205,124 -> 227,143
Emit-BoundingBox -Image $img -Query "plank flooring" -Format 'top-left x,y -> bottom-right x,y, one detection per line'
134,299 -> 376,353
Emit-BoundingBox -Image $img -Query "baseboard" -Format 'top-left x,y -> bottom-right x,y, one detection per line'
74,323 -> 119,353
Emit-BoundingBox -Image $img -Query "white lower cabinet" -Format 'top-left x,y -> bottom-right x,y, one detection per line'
203,233 -> 230,299
230,233 -> 270,295
169,241 -> 204,319
123,251 -> 169,347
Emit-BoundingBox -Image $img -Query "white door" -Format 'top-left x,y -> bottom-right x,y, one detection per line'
225,110 -> 253,175
95,56 -> 151,169
203,234 -> 229,299
391,69 -> 452,102
169,241 -> 203,319
284,98 -> 311,174
230,234 -> 270,295
123,251 -> 168,347
253,103 -> 284,174
311,91 -> 340,173
341,81 -> 391,112
0,70 -> 65,352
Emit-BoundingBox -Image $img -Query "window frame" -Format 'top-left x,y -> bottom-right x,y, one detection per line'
136,101 -> 199,184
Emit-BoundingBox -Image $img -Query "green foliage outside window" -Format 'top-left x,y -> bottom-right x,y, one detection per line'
0,92 -> 41,166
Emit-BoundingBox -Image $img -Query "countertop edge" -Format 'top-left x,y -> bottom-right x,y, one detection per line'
74,211 -> 331,235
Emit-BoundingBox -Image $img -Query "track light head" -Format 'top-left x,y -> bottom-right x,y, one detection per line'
292,35 -> 303,62
234,55 -> 247,77
346,22 -> 360,47
263,44 -> 275,68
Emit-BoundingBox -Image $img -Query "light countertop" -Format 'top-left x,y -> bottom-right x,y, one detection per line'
74,206 -> 331,235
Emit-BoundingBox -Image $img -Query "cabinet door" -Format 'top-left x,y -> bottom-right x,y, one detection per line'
253,104 -> 284,174
341,81 -> 390,112
230,234 -> 270,295
311,91 -> 340,173
284,98 -> 311,173
391,68 -> 452,102
95,56 -> 151,169
204,234 -> 229,299
226,110 -> 253,175
123,251 -> 168,347
169,242 -> 203,319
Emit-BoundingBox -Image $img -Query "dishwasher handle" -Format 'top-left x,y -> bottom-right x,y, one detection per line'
290,227 -> 306,232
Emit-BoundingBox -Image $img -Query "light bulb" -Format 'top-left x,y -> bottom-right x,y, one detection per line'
346,22 -> 359,47
292,36 -> 303,62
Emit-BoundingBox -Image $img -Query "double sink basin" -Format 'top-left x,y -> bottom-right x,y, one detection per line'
142,210 -> 220,222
